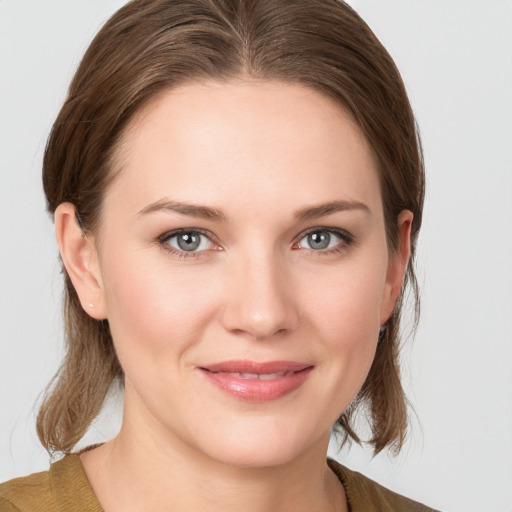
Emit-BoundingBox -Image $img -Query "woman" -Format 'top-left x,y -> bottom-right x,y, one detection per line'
0,0 -> 436,510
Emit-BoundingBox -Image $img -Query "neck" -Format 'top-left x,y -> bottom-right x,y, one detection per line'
80,392 -> 347,512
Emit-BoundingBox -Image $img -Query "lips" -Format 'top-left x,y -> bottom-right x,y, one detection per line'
198,360 -> 313,402
216,371 -> 296,380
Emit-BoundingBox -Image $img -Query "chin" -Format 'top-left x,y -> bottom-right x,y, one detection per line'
192,420 -> 327,469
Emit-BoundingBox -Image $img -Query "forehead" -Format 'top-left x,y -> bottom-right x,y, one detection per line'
108,79 -> 382,219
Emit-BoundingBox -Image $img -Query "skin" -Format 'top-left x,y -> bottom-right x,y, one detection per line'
55,79 -> 412,512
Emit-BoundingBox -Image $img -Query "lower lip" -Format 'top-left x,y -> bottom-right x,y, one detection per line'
199,367 -> 313,402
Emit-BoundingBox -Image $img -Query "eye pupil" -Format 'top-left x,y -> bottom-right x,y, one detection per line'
308,231 -> 330,250
177,232 -> 201,251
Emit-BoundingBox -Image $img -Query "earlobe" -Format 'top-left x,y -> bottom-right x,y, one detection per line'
54,203 -> 107,320
380,210 -> 413,324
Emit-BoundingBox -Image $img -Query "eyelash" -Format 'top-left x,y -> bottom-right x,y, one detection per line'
295,227 -> 355,255
157,227 -> 355,260
157,228 -> 216,259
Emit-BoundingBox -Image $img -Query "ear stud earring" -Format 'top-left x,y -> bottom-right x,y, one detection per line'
88,303 -> 94,308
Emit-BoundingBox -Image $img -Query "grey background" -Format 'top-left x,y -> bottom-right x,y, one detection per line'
1,1 -> 511,511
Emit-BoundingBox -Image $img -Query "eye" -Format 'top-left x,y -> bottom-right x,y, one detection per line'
158,229 -> 217,257
295,228 -> 353,253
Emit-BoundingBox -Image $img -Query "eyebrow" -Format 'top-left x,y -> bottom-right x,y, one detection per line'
294,199 -> 371,221
138,199 -> 227,222
137,198 -> 370,222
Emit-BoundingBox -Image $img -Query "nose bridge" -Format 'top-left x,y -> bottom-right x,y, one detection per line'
221,244 -> 298,340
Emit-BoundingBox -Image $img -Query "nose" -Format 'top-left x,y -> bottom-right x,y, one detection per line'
220,249 -> 299,341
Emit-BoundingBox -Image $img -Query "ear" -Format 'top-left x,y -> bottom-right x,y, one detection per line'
379,210 -> 413,325
54,203 -> 107,320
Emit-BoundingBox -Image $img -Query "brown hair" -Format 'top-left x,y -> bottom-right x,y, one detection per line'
38,0 -> 424,456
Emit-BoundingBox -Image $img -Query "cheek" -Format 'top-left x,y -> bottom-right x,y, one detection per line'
303,255 -> 387,338
99,249 -> 218,368
299,255 -> 387,395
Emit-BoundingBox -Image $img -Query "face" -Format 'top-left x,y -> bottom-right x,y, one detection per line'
79,80 -> 409,467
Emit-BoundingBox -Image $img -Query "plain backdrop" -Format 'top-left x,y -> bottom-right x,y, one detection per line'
1,1 -> 511,511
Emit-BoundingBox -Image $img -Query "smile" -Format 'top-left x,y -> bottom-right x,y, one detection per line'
198,360 -> 314,402
211,371 -> 296,380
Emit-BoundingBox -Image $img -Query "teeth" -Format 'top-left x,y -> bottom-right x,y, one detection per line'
258,372 -> 283,380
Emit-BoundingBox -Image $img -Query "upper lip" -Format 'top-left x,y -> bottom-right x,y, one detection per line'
199,360 -> 313,374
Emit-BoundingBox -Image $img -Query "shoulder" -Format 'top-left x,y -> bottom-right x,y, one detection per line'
0,466 -> 54,511
327,458 -> 440,512
0,455 -> 102,512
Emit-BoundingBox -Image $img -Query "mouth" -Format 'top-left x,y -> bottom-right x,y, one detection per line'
197,360 -> 314,402
207,370 -> 298,380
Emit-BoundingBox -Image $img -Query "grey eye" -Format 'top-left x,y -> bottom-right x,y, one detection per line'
168,231 -> 211,252
298,230 -> 344,251
307,231 -> 331,250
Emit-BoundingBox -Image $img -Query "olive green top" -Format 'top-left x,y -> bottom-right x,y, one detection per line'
0,455 -> 439,511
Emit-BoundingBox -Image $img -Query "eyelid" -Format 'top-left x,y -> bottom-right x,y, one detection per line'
294,226 -> 354,244
292,226 -> 355,255
157,228 -> 221,258
157,227 -> 214,244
